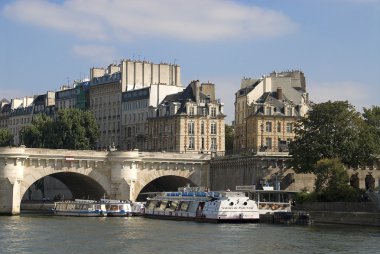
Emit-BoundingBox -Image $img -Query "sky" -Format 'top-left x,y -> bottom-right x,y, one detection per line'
0,0 -> 379,124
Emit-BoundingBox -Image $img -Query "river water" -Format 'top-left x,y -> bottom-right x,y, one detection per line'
0,215 -> 379,254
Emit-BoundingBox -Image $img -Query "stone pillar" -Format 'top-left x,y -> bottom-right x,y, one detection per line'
108,150 -> 139,201
0,147 -> 27,215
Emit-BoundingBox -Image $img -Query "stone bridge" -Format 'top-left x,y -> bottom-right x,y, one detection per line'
0,147 -> 210,215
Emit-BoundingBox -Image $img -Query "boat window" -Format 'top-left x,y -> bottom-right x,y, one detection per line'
229,202 -> 234,206
179,202 -> 189,211
243,202 -> 247,206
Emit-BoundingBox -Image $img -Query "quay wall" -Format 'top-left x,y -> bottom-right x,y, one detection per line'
294,202 -> 380,227
210,154 -> 315,191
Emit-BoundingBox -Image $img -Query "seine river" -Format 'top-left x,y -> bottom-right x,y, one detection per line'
0,215 -> 379,254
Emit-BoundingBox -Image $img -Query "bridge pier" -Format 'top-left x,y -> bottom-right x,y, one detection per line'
0,147 -> 27,215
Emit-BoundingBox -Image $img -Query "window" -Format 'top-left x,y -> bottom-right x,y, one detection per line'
189,106 -> 194,116
287,107 -> 293,116
265,137 -> 272,149
211,107 -> 216,117
211,137 -> 217,150
189,137 -> 195,149
188,122 -> 194,135
201,121 -> 204,135
202,108 -> 207,116
211,122 -> 217,135
265,122 -> 272,132
201,137 -> 205,150
286,123 -> 293,133
277,122 -> 281,132
266,107 -> 272,115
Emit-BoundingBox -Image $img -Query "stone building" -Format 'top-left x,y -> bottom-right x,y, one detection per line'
245,88 -> 303,153
89,59 -> 182,150
55,80 -> 90,111
146,81 -> 226,155
234,70 -> 309,154
121,84 -> 183,150
89,68 -> 122,150
6,93 -> 55,145
0,99 -> 11,129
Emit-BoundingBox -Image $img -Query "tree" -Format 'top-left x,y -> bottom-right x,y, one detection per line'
225,124 -> 234,154
289,101 -> 377,173
313,158 -> 361,202
362,106 -> 380,155
20,114 -> 54,148
21,109 -> 99,150
0,128 -> 13,146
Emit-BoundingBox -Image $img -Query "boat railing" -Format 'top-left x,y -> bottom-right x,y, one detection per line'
164,191 -> 220,198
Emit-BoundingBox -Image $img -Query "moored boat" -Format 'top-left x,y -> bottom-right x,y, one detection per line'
144,187 -> 260,223
100,199 -> 132,217
53,199 -> 107,217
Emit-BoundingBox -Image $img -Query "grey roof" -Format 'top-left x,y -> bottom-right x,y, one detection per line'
253,92 -> 301,117
160,84 -> 211,115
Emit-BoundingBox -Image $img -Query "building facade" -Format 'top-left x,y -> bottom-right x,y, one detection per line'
55,80 -> 90,111
121,84 -> 184,150
234,70 -> 309,154
146,81 -> 226,155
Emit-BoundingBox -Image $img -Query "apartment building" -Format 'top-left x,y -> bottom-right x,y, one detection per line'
121,84 -> 183,150
146,81 -> 225,155
6,93 -> 55,145
234,70 -> 309,154
55,80 -> 90,111
89,59 -> 182,150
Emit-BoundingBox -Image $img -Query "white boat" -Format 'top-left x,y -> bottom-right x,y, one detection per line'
144,187 -> 260,223
53,199 -> 107,217
253,190 -> 293,214
100,199 -> 132,217
131,202 -> 145,216
236,185 -> 294,215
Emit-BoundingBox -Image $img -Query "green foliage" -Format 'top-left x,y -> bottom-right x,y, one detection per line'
20,114 -> 54,148
296,159 -> 364,202
362,106 -> 380,155
289,101 -> 378,173
225,124 -> 234,153
21,109 -> 99,150
0,128 -> 13,146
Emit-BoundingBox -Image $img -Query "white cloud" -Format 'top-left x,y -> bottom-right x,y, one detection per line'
308,80 -> 378,111
71,45 -> 118,65
2,0 -> 298,42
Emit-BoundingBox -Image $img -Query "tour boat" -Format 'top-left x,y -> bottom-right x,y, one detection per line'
53,199 -> 107,217
131,202 -> 145,216
143,187 -> 260,223
236,185 -> 294,214
100,199 -> 132,217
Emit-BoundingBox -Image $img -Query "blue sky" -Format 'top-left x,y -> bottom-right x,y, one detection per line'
1,0 -> 379,124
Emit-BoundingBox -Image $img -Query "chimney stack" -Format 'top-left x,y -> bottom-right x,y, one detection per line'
277,87 -> 283,100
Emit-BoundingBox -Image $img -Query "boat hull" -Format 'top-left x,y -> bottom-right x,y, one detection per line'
106,212 -> 132,217
144,214 -> 259,223
53,210 -> 106,217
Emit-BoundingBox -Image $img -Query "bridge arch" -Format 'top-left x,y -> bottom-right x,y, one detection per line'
20,168 -> 112,203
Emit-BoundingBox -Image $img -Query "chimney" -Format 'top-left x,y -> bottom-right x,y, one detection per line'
277,87 -> 283,100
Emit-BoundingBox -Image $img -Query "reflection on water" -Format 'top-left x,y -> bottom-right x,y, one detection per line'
0,215 -> 379,254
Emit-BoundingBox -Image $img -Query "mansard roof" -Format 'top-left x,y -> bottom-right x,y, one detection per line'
252,91 -> 301,117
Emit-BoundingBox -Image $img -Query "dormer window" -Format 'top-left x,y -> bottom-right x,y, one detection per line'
189,106 -> 194,116
266,106 -> 272,115
211,107 -> 216,117
287,107 -> 293,116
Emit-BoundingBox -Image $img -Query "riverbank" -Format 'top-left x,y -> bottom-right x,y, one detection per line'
294,202 -> 380,227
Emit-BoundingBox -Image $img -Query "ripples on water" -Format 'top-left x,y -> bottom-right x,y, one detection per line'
0,215 -> 379,254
